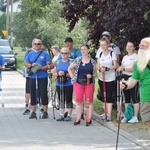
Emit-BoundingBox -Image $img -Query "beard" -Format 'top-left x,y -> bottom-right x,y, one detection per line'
137,48 -> 150,72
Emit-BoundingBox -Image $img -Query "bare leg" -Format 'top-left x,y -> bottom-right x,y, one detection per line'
75,102 -> 83,121
133,103 -> 139,117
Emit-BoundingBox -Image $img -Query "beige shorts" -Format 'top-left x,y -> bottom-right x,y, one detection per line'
140,102 -> 150,122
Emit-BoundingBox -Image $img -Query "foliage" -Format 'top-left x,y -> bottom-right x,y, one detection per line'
13,0 -> 87,50
0,13 -> 6,38
61,0 -> 150,49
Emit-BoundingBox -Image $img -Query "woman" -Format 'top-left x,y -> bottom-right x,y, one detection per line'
68,44 -> 97,126
117,41 -> 139,123
53,47 -> 73,121
51,45 -> 60,63
97,38 -> 117,121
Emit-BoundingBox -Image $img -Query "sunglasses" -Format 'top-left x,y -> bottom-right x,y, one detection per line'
61,52 -> 68,55
34,43 -> 41,45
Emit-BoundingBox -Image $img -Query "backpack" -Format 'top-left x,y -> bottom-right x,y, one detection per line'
125,104 -> 134,120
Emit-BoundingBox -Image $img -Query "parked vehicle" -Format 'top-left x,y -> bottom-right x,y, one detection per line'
0,46 -> 17,70
0,39 -> 10,46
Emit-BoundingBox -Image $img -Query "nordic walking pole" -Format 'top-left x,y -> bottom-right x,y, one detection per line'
116,71 -> 122,150
102,71 -> 107,121
86,78 -> 90,126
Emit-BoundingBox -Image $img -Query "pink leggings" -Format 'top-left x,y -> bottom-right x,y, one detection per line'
73,82 -> 94,103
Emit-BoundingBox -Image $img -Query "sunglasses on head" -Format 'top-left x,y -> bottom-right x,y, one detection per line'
61,52 -> 68,55
34,43 -> 41,45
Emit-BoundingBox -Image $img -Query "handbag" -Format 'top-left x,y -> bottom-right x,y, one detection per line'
27,51 -> 43,76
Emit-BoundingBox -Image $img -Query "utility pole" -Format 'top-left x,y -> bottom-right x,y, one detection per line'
6,0 -> 9,39
10,0 -> 13,48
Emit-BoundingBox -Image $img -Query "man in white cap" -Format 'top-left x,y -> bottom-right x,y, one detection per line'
120,37 -> 150,135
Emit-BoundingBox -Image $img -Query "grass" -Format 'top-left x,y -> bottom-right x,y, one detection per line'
14,47 -> 25,70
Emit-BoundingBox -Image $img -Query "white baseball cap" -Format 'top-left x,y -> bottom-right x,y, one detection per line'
102,31 -> 111,37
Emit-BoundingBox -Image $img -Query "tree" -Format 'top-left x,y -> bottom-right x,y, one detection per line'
61,0 -> 150,49
13,0 -> 87,49
0,13 -> 6,38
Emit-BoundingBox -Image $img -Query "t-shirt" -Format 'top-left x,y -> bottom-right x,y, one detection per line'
122,53 -> 138,76
98,51 -> 117,82
132,62 -> 150,102
0,55 -> 5,79
55,60 -> 72,86
25,50 -> 51,78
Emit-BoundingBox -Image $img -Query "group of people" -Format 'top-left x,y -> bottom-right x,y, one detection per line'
22,32 -> 150,133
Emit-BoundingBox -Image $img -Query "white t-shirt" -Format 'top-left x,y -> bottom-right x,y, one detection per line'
122,53 -> 138,76
98,51 -> 117,82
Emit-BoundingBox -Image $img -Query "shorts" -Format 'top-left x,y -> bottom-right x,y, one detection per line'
73,82 -> 94,103
140,102 -> 150,122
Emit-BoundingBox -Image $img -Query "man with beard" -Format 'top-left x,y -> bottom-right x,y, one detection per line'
120,37 -> 150,135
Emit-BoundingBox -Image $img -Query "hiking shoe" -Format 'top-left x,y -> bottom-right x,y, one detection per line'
42,112 -> 49,119
56,115 -> 64,121
23,109 -> 30,115
106,114 -> 111,122
64,112 -> 68,118
64,116 -> 71,121
128,116 -> 139,123
121,117 -> 128,123
29,112 -> 36,119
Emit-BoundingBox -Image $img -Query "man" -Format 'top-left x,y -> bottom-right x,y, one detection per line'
120,37 -> 150,135
0,54 -> 5,91
24,39 -> 52,119
58,37 -> 82,60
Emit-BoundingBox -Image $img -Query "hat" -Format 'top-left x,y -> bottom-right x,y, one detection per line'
102,31 -> 111,37
64,37 -> 73,42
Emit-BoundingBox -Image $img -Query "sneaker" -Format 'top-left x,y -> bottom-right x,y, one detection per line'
23,109 -> 30,115
128,116 -> 139,123
29,112 -> 36,119
56,115 -> 64,121
64,116 -> 71,121
121,117 -> 128,123
100,114 -> 106,120
42,112 -> 49,119
106,114 -> 111,122
64,112 -> 68,118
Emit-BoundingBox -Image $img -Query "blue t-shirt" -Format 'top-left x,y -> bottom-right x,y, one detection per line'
58,48 -> 82,60
25,50 -> 51,78
55,60 -> 72,86
0,55 -> 5,79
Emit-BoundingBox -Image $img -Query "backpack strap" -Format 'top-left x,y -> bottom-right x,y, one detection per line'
99,51 -> 113,58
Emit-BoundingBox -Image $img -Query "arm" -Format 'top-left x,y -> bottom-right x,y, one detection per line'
120,78 -> 138,90
68,62 -> 76,78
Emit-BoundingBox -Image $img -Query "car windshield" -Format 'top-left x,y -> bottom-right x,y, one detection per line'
0,47 -> 13,54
